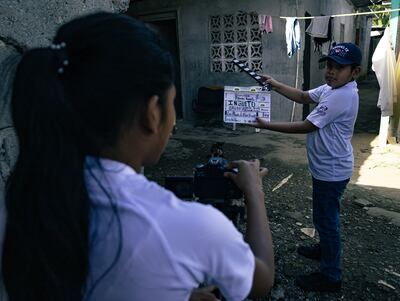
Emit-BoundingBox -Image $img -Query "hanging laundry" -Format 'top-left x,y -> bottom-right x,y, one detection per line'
305,16 -> 332,52
306,16 -> 330,38
321,40 -> 334,56
258,15 -> 273,34
395,52 -> 400,139
372,27 -> 397,117
396,52 -> 400,104
285,17 -> 301,57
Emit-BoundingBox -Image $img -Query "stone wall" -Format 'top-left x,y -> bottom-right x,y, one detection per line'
0,1 -> 130,299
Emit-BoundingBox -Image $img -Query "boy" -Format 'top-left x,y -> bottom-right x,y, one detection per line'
253,43 -> 361,292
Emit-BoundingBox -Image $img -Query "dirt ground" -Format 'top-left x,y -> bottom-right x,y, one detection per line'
145,74 -> 400,301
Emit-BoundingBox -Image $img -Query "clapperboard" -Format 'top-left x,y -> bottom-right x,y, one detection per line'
223,86 -> 271,124
223,60 -> 271,124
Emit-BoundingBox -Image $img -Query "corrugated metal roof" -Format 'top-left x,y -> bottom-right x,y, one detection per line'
350,0 -> 383,8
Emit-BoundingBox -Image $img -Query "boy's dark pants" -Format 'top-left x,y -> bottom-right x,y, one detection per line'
312,177 -> 349,282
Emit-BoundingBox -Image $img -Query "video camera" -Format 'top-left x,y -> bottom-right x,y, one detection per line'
165,143 -> 245,225
165,156 -> 243,200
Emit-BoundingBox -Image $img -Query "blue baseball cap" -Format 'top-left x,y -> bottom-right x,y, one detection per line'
319,43 -> 362,66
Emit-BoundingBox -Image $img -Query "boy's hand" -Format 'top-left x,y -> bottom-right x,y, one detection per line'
261,75 -> 280,90
248,117 -> 269,129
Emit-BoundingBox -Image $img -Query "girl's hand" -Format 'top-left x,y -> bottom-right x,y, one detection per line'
189,286 -> 221,301
224,159 -> 268,198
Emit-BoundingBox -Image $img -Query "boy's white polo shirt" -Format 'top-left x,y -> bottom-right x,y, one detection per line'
83,156 -> 255,301
306,81 -> 359,181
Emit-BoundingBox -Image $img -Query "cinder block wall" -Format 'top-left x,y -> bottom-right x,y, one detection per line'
0,1 -> 129,299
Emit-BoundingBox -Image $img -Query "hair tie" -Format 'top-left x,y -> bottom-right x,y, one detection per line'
50,42 -> 69,75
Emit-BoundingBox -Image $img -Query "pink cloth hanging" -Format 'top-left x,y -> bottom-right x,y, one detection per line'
258,15 -> 273,34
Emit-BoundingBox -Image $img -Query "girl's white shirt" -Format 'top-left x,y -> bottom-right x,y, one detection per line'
84,156 -> 255,301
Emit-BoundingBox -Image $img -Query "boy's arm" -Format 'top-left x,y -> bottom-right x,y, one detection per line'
255,119 -> 318,134
263,76 -> 314,104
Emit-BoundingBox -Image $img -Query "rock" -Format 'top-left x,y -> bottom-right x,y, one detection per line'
300,228 -> 315,238
353,198 -> 373,208
307,292 -> 317,299
283,264 -> 297,277
285,211 -> 303,221
271,286 -> 285,300
366,207 -> 400,226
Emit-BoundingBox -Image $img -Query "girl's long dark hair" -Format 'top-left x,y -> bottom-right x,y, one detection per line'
2,12 -> 174,301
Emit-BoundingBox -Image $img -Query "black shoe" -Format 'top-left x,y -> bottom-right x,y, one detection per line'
296,272 -> 341,292
297,243 -> 321,261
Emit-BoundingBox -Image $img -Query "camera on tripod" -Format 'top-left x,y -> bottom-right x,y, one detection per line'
164,143 -> 245,224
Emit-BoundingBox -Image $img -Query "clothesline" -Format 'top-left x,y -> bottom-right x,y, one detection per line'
250,8 -> 400,20
279,8 -> 400,20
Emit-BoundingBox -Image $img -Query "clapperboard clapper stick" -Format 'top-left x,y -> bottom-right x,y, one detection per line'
231,59 -> 271,91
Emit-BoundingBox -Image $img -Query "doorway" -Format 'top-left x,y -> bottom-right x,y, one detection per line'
139,16 -> 183,118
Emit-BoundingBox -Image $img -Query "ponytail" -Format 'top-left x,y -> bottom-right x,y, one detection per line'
2,48 -> 89,301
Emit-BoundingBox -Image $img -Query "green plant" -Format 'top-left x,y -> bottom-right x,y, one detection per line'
369,4 -> 390,27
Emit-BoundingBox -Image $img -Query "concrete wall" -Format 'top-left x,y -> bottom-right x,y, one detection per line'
129,0 -> 366,122
359,16 -> 373,75
0,1 -> 129,300
322,2 -> 372,75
